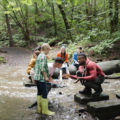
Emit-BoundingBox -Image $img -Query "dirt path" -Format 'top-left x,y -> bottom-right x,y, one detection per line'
1,47 -> 32,66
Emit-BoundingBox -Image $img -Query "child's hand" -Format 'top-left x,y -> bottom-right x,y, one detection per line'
62,74 -> 70,78
45,77 -> 49,81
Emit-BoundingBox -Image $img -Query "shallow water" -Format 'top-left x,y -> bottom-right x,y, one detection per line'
0,48 -> 120,120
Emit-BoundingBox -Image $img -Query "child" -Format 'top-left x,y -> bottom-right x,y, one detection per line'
26,50 -> 41,83
48,57 -> 64,82
57,46 -> 68,63
57,46 -> 70,79
34,43 -> 55,115
73,47 -> 83,69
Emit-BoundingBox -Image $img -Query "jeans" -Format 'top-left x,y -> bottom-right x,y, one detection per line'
36,81 -> 48,98
76,70 -> 104,93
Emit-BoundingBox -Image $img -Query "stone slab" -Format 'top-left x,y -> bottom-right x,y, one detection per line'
87,100 -> 120,120
74,93 -> 109,105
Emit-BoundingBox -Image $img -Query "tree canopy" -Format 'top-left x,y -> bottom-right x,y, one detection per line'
0,0 -> 120,55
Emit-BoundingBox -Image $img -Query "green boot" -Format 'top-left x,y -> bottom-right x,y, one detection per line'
41,98 -> 55,116
37,96 -> 42,113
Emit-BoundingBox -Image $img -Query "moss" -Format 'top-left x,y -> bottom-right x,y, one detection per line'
0,56 -> 6,64
112,73 -> 120,77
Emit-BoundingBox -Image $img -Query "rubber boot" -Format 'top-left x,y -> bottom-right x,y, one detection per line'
41,98 -> 55,116
37,96 -> 42,113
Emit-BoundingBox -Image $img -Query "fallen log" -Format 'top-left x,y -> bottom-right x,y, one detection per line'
97,60 -> 120,75
52,60 -> 120,78
105,76 -> 120,79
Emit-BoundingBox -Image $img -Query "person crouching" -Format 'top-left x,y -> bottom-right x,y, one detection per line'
69,53 -> 105,97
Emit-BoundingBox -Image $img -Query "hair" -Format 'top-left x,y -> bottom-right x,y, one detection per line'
35,46 -> 41,51
34,50 -> 40,56
60,46 -> 66,61
53,57 -> 64,64
78,46 -> 82,50
41,43 -> 51,51
77,53 -> 87,59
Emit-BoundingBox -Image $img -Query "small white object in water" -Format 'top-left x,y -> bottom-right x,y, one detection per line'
59,69 -> 62,82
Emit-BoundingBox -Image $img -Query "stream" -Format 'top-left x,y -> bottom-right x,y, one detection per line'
0,48 -> 120,120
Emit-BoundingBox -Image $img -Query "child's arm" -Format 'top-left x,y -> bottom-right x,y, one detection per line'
41,55 -> 49,81
42,72 -> 49,81
26,58 -> 36,74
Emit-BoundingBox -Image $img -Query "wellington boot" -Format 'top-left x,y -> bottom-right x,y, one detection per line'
41,98 -> 55,116
37,96 -> 42,113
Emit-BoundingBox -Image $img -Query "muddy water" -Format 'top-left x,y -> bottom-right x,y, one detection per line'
0,48 -> 120,120
0,64 -> 82,120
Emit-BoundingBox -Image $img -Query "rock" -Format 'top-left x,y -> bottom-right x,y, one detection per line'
97,60 -> 120,75
87,100 -> 120,120
52,68 -> 60,79
23,81 -> 36,87
68,65 -> 77,75
23,81 -> 64,88
74,93 -> 109,105
116,93 -> 120,99
59,92 -> 62,95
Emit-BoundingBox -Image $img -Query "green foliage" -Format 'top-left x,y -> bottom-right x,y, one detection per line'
67,42 -> 81,61
89,31 -> 120,55
13,34 -> 28,47
0,0 -> 119,59
0,56 -> 6,64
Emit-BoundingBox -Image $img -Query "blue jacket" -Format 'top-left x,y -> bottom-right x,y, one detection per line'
72,52 -> 78,65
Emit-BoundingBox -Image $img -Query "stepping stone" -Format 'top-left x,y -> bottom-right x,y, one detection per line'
74,93 -> 109,105
23,81 -> 66,88
116,93 -> 120,99
23,82 -> 36,87
87,100 -> 120,120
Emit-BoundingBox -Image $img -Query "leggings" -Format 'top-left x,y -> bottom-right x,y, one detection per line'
36,81 -> 48,98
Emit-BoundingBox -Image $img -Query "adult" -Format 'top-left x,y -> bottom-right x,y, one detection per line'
68,53 -> 105,96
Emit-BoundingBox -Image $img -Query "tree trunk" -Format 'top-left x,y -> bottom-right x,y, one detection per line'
52,2 -> 57,36
109,0 -> 114,34
34,2 -> 39,16
104,0 -> 107,29
113,0 -> 119,31
5,14 -> 14,47
24,5 -> 30,42
57,4 -> 72,41
109,0 -> 119,33
85,0 -> 89,16
93,0 -> 97,17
